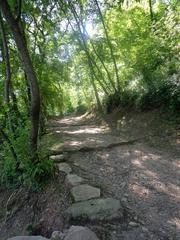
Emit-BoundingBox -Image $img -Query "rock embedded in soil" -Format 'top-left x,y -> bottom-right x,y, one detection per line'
64,226 -> 99,240
128,221 -> 139,227
142,226 -> 148,232
50,154 -> 66,162
58,163 -> 72,174
66,174 -> 84,186
7,237 -> 49,240
66,198 -> 121,221
71,184 -> 100,202
51,231 -> 64,240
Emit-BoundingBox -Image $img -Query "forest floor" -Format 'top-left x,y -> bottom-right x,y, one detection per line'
0,108 -> 179,240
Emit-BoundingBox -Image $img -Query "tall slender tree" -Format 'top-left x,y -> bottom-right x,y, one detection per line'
94,0 -> 120,92
0,0 -> 40,153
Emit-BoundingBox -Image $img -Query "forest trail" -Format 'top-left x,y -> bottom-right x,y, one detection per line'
47,113 -> 180,240
47,114 -> 137,153
0,1 -> 179,239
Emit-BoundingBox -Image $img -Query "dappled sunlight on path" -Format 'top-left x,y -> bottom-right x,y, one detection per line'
46,114 -> 180,239
47,115 -> 133,153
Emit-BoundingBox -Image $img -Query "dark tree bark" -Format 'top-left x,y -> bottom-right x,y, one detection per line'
0,0 -> 40,153
0,12 -> 10,104
0,15 -> 20,119
90,72 -> 103,112
148,0 -> 154,22
24,72 -> 31,115
0,12 -> 19,135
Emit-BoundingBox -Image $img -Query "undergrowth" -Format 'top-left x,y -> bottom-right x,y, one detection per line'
0,124 -> 54,190
104,74 -> 180,113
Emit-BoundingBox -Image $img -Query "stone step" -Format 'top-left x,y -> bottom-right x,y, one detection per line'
71,184 -> 100,202
51,226 -> 99,240
58,163 -> 72,174
66,198 -> 122,221
64,226 -> 99,240
66,174 -> 84,187
50,154 -> 66,162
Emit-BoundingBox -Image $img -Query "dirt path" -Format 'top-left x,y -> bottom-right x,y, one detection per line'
48,113 -> 180,240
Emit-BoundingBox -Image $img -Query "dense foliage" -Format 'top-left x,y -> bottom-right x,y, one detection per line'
0,0 -> 179,187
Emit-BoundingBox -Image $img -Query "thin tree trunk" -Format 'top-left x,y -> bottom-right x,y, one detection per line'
0,12 -> 18,135
72,3 -> 116,93
0,12 -> 10,103
24,72 -> 31,115
148,0 -> 153,22
90,74 -> 103,112
62,0 -> 110,95
66,3 -> 103,111
87,38 -> 116,93
0,0 -> 40,153
94,0 -> 120,92
86,51 -> 103,112
78,36 -> 109,95
10,87 -> 20,118
0,12 -> 20,115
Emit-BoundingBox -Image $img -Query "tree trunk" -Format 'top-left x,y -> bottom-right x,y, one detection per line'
60,0 -> 110,95
0,12 -> 18,135
0,0 -> 40,153
148,0 -> 153,22
0,12 -> 10,103
91,74 -> 103,113
0,11 -> 20,113
71,3 -> 116,93
63,1 -> 104,111
94,0 -> 120,92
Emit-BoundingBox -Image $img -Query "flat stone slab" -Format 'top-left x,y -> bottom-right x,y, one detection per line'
50,154 -> 65,162
66,174 -> 84,186
71,184 -> 100,202
58,163 -> 72,174
66,198 -> 121,221
64,226 -> 99,240
7,237 -> 49,240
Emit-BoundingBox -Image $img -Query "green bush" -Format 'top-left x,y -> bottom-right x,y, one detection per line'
103,92 -> 121,113
0,124 -> 54,189
138,74 -> 180,111
104,74 -> 180,113
75,104 -> 87,114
